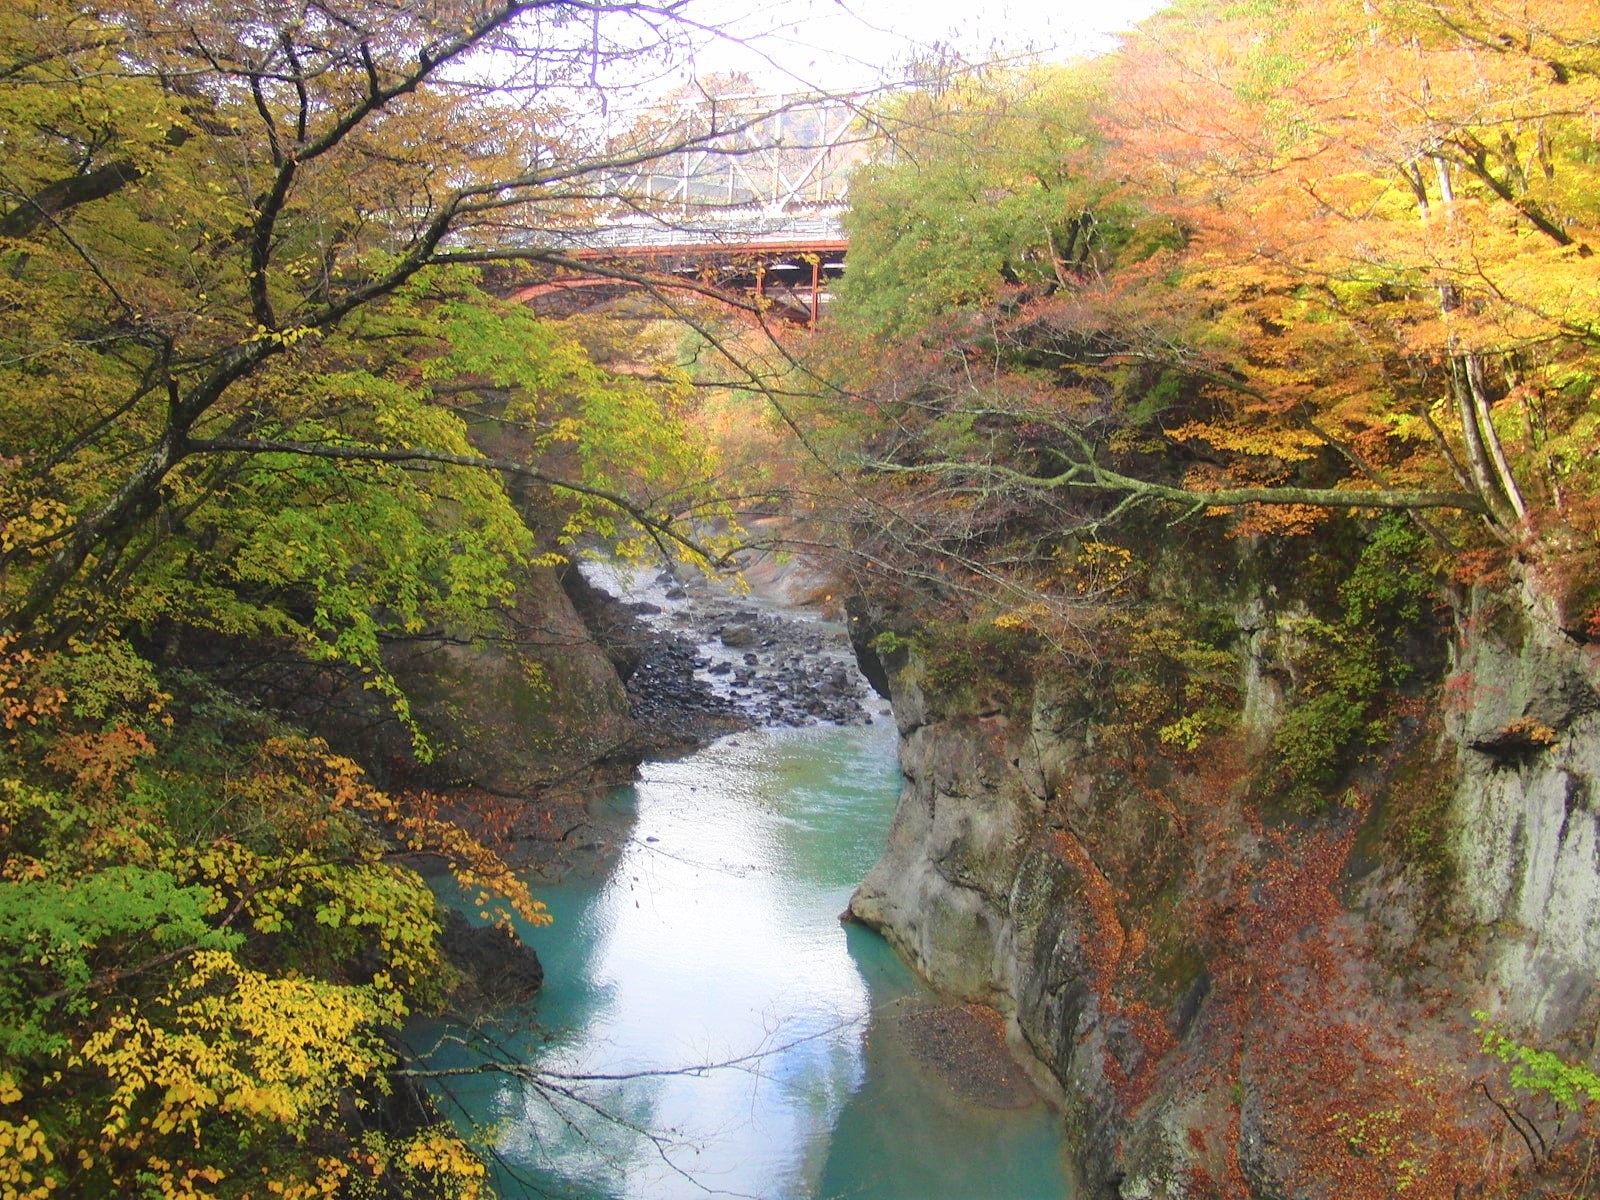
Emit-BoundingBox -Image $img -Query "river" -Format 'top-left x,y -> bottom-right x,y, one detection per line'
412,621 -> 1075,1199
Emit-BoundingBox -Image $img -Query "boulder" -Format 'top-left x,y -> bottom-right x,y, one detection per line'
441,909 -> 544,1009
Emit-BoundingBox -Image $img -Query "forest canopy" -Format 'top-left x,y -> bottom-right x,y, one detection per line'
3,0 -> 1600,1192
815,0 -> 1600,640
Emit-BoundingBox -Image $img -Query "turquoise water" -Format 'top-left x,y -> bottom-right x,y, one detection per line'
413,722 -> 1073,1199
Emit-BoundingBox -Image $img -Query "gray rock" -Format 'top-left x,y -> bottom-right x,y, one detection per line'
719,622 -> 759,648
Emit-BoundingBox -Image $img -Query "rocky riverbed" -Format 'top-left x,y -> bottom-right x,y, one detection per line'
464,557 -> 885,879
571,559 -> 879,746
888,998 -> 1044,1111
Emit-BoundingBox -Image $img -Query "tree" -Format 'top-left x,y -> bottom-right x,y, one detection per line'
0,2 -> 845,1192
0,0 -> 784,664
1107,0 -> 1600,548
836,63 -> 1142,340
798,2 -> 1600,638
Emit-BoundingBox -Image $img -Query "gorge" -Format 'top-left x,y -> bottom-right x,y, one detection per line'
4,1 -> 1599,1196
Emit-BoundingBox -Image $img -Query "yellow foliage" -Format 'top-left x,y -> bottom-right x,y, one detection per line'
347,1131 -> 490,1200
0,496 -> 71,557
300,742 -> 550,929
76,949 -> 389,1147
1058,541 -> 1136,599
264,1158 -> 349,1198
1168,420 -> 1323,462
993,602 -> 1049,630
0,1117 -> 54,1200
402,1131 -> 487,1180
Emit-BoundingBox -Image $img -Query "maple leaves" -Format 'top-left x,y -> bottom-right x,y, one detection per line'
1107,0 -> 1600,544
0,637 -> 543,1197
799,5 -> 1600,812
821,1 -> 1600,591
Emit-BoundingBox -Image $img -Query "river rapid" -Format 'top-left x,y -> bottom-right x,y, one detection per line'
409,570 -> 1075,1199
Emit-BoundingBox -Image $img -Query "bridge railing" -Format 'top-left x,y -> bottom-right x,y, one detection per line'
599,95 -> 869,212
505,94 -> 878,253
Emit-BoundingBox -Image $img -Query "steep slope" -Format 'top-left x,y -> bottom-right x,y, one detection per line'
849,568 -> 1600,1198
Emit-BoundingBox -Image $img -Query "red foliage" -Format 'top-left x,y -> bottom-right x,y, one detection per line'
1052,729 -> 1508,1197
1193,806 -> 1494,1198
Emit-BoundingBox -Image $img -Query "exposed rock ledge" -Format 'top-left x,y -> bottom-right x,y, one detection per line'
850,576 -> 1600,1198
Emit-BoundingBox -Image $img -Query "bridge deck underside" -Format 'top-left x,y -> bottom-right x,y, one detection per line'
510,239 -> 848,326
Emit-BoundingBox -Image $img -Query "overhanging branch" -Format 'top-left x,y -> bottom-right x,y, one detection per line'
186,435 -> 735,566
875,457 -> 1489,515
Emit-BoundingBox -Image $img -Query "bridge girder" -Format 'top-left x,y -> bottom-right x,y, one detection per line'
501,94 -> 868,324
508,239 -> 848,328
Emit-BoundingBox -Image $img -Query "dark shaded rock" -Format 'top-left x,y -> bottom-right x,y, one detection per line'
345,1036 -> 443,1139
845,601 -> 895,701
1469,717 -> 1560,765
441,909 -> 544,1009
559,560 -> 649,684
166,560 -> 637,798
622,629 -> 742,748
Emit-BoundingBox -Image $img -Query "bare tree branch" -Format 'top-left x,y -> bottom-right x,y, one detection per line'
185,434 -> 737,566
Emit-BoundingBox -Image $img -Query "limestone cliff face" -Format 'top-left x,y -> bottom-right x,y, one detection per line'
850,578 -> 1600,1199
1448,586 -> 1600,1037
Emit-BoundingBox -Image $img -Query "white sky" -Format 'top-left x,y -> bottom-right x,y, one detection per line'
681,0 -> 1173,92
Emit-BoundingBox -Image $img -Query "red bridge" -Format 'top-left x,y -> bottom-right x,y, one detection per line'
503,96 -> 868,327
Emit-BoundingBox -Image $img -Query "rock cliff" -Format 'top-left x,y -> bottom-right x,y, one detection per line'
849,571 -> 1600,1198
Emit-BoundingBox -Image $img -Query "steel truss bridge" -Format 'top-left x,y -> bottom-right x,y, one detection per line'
507,95 -> 871,326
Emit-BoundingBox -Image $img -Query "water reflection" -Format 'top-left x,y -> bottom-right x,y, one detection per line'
415,722 -> 1073,1200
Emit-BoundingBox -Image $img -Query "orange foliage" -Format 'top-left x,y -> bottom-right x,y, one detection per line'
1101,0 -> 1600,540
1049,826 -> 1178,1110
1197,806 -> 1494,1197
42,726 -> 155,794
0,636 -> 64,739
262,739 -> 550,929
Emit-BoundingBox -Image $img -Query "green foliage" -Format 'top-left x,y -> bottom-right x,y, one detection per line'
1270,682 -> 1370,804
0,0 -> 733,1194
0,647 -> 542,1197
913,618 -> 1040,704
0,866 -> 239,1057
1381,735 -> 1459,899
1268,518 -> 1436,809
1110,610 -> 1241,750
836,63 -> 1157,340
1476,1016 -> 1600,1110
868,630 -> 916,657
1340,516 -> 1433,646
0,1 -> 729,681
